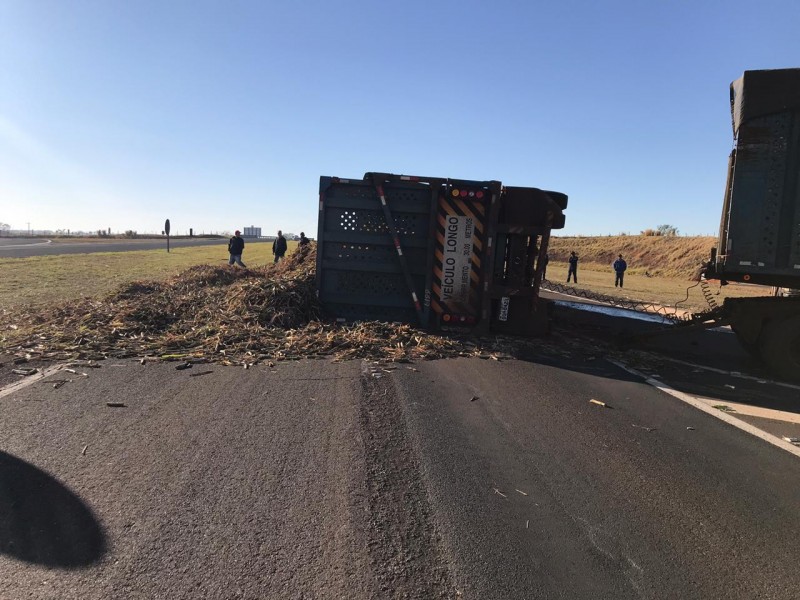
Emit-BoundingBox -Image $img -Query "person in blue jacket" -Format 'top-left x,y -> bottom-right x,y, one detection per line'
613,254 -> 627,288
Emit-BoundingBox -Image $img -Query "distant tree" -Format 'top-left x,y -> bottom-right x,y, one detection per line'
641,225 -> 679,237
0,222 -> 9,236
656,224 -> 679,237
124,230 -> 138,238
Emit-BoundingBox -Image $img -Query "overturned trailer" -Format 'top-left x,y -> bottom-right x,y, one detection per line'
315,172 -> 567,335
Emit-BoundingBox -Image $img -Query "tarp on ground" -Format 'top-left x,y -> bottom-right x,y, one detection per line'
730,68 -> 800,135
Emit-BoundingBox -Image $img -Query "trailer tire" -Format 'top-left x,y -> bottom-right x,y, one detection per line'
758,315 -> 800,381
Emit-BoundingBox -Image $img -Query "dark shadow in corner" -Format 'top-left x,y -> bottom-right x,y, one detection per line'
0,450 -> 106,567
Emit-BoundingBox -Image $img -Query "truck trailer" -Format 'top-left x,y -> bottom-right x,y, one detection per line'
704,68 -> 800,379
315,172 -> 567,336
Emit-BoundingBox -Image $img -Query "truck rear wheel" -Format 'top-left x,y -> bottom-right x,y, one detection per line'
758,315 -> 800,381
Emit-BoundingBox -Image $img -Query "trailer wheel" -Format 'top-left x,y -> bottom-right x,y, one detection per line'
758,315 -> 800,381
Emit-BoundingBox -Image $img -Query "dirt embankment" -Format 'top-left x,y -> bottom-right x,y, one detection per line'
548,236 -> 716,278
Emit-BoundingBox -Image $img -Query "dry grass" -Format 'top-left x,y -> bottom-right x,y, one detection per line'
549,235 -> 717,278
544,261 -> 772,313
0,234 -> 778,366
0,244 -> 523,364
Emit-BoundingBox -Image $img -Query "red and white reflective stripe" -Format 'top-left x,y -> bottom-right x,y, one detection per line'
394,237 -> 403,255
399,175 -> 420,181
411,291 -> 419,303
377,185 -> 387,206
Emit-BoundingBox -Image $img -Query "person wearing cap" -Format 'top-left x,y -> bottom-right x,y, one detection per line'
272,230 -> 287,263
228,230 -> 246,267
298,232 -> 310,247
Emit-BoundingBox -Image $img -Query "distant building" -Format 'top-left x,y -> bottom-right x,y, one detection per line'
242,226 -> 261,238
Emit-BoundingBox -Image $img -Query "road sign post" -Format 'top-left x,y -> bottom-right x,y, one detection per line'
165,219 -> 171,253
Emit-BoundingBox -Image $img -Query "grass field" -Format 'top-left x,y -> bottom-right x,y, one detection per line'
543,260 -> 771,313
1,240 -> 298,311
1,236 -> 773,317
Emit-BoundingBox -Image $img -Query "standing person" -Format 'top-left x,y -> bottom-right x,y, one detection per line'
567,251 -> 578,283
540,252 -> 549,280
228,230 -> 246,268
298,232 -> 310,247
272,230 -> 287,263
613,254 -> 627,288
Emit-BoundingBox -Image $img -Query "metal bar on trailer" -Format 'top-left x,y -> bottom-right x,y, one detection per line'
365,172 -> 445,328
531,214 -> 554,305
369,174 -> 426,326
474,182 -> 503,335
315,177 -> 333,298
422,183 -> 443,327
495,224 -> 553,235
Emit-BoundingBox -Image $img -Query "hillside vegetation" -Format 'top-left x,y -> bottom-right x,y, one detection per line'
548,236 -> 716,278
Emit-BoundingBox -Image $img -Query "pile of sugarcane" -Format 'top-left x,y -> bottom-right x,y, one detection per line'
0,244 -> 525,365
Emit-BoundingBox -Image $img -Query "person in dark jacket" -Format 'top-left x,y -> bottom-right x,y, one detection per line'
273,230 -> 288,263
227,230 -> 246,267
567,251 -> 578,283
613,254 -> 627,287
298,232 -> 310,247
541,253 -> 549,280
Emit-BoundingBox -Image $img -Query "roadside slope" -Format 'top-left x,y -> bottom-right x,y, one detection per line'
549,235 -> 715,277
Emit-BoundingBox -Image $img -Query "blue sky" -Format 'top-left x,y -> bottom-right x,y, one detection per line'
1,0 -> 798,237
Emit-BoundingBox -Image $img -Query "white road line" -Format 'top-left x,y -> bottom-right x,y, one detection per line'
0,364 -> 66,399
693,398 -> 800,425
0,239 -> 52,249
608,359 -> 800,459
630,351 -> 800,392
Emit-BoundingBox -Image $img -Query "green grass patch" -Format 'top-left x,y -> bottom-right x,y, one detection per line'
1,239 -> 772,317
1,241 -> 298,311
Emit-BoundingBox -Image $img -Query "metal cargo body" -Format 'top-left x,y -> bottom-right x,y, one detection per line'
713,69 -> 800,287
316,172 -> 567,334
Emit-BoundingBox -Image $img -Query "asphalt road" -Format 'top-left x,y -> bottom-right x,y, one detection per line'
0,238 -> 272,258
2,349 -> 799,598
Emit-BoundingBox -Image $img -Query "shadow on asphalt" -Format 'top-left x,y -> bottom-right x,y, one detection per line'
551,304 -> 800,415
512,345 -> 644,384
0,451 -> 106,567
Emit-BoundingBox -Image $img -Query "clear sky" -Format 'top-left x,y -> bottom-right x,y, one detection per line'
1,0 -> 798,237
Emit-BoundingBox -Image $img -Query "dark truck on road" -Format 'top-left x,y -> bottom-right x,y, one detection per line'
704,68 -> 800,379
